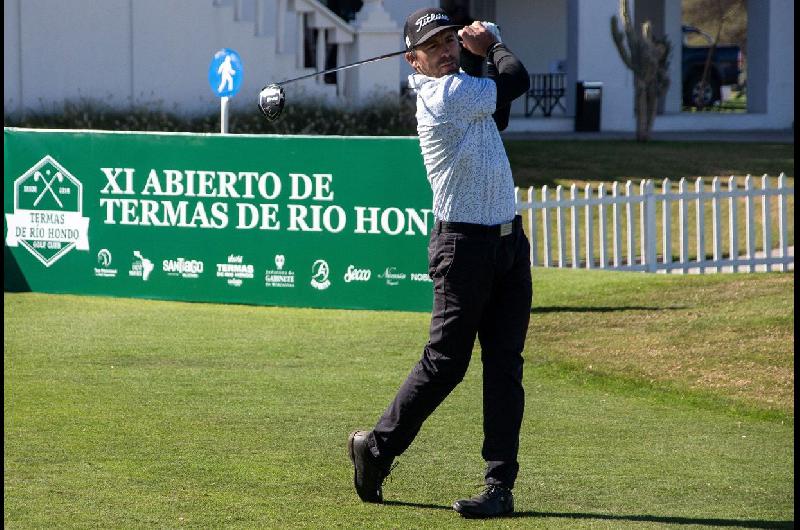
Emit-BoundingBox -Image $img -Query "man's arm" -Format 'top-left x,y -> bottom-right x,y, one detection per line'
487,44 -> 529,110
459,23 -> 530,131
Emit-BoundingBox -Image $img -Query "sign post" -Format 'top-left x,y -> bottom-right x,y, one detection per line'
220,97 -> 229,134
208,48 -> 243,134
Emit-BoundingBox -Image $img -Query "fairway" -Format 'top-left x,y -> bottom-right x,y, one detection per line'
4,269 -> 794,528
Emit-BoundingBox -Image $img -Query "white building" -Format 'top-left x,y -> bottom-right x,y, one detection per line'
3,0 -> 794,132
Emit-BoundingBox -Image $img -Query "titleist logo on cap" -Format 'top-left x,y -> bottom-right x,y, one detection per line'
404,7 -> 459,49
415,13 -> 450,32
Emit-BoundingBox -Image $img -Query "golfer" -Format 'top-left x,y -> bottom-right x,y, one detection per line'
349,7 -> 531,519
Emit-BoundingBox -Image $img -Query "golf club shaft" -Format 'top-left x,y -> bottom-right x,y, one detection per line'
275,49 -> 407,86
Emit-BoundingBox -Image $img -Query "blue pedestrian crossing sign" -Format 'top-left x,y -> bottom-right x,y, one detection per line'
209,48 -> 243,98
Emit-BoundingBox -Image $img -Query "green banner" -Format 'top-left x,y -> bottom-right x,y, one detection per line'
4,128 -> 436,312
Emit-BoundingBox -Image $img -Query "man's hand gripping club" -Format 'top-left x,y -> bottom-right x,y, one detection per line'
458,21 -> 500,58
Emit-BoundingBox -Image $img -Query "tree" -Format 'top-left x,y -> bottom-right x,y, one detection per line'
611,0 -> 672,142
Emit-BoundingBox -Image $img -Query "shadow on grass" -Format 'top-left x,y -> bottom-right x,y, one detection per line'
384,502 -> 792,528
532,305 -> 686,314
383,500 -> 452,511
512,511 -> 793,529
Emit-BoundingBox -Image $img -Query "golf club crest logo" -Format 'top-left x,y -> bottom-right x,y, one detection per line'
5,155 -> 90,267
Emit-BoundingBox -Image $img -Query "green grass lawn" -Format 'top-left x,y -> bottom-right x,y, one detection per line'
4,268 -> 794,528
504,140 -> 794,189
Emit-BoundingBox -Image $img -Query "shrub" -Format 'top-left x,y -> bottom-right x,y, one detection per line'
4,96 -> 418,136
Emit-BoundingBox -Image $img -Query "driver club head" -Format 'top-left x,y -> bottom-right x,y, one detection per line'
258,84 -> 286,121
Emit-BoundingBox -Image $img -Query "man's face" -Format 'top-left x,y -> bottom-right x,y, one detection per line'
406,30 -> 460,77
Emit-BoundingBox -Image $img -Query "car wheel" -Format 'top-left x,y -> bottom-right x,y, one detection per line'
685,71 -> 721,108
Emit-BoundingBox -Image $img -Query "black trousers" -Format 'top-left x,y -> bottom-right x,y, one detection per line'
368,215 -> 532,489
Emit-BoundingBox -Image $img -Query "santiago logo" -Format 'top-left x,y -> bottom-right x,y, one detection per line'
310,259 -> 331,290
163,257 -> 204,279
5,155 -> 90,267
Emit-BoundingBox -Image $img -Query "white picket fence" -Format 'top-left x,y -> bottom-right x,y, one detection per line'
515,173 -> 794,273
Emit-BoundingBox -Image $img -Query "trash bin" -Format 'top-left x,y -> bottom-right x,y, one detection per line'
575,81 -> 602,132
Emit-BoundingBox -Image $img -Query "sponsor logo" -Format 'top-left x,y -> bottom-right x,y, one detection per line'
415,13 -> 450,32
5,155 -> 90,267
129,250 -> 155,281
216,254 -> 254,287
94,248 -> 118,278
379,267 -> 407,286
410,273 -> 433,283
310,259 -> 331,290
264,254 -> 295,288
344,265 -> 371,283
163,257 -> 204,279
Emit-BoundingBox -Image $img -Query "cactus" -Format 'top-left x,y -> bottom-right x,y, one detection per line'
611,0 -> 672,141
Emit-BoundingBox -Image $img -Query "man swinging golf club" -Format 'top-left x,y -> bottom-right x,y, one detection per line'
348,7 -> 532,519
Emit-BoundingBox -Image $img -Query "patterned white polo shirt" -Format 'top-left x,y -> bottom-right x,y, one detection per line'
409,71 -> 516,226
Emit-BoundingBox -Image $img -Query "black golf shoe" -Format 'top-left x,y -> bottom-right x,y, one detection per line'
452,485 -> 514,518
347,430 -> 392,503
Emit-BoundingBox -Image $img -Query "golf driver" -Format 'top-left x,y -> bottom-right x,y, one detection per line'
258,49 -> 407,121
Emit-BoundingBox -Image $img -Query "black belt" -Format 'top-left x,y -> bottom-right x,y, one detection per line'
435,216 -> 520,237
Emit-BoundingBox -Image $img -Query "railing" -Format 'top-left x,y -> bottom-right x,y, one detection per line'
515,174 -> 794,273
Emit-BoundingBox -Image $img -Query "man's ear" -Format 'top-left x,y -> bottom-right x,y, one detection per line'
405,51 -> 418,71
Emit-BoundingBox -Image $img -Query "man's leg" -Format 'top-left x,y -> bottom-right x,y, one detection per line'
452,222 -> 531,519
369,231 -> 492,461
478,226 -> 532,489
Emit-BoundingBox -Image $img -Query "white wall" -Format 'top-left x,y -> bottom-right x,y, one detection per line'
663,0 -> 682,114
496,0 -> 567,117
129,0 -> 281,116
4,0 -> 792,131
2,0 -> 341,118
11,0 -> 134,114
766,0 -> 793,128
383,0 -> 436,87
568,0 -> 635,131
4,0 -> 21,116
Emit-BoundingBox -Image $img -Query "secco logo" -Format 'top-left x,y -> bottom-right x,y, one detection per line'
310,259 -> 331,290
216,254 -> 254,287
344,265 -> 371,283
163,257 -> 204,279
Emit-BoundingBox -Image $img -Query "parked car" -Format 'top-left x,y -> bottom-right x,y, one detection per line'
682,25 -> 742,107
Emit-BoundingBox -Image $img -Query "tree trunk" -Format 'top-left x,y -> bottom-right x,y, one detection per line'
635,82 -> 650,142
